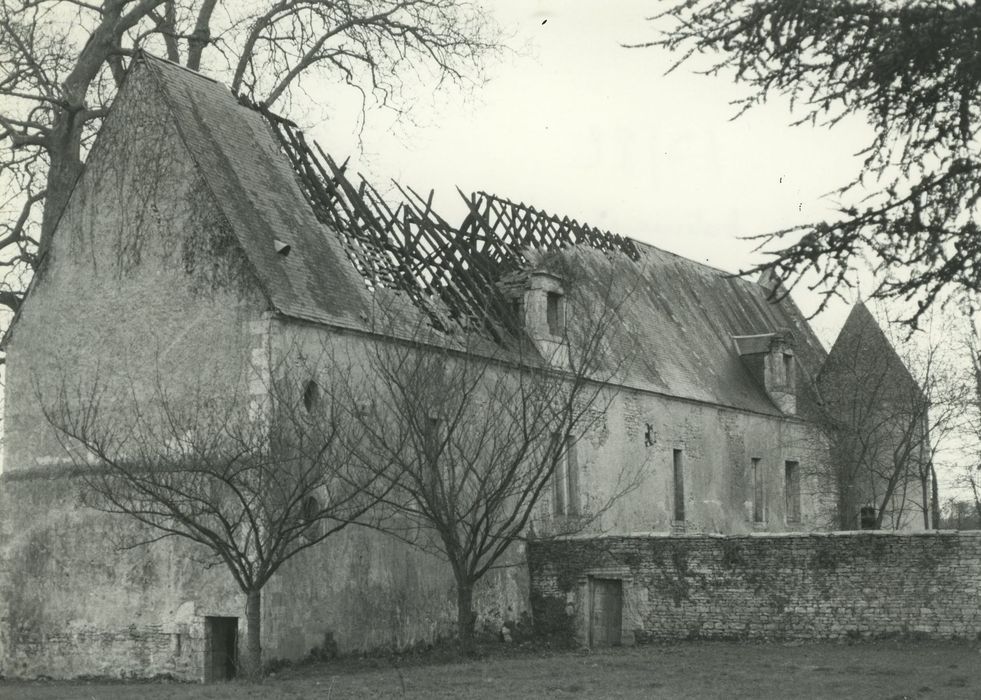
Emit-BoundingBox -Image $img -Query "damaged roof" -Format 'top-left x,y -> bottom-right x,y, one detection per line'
118,55 -> 829,416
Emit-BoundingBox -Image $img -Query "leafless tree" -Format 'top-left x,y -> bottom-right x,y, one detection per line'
35,350 -> 388,677
0,0 -> 499,322
327,253 -> 644,655
954,317 -> 981,523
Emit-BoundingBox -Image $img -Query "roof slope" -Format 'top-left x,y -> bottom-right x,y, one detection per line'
142,55 -> 370,328
48,54 -> 826,417
563,245 -> 827,416
819,301 -> 922,401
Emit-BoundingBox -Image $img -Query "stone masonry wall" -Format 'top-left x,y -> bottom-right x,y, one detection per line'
529,532 -> 981,644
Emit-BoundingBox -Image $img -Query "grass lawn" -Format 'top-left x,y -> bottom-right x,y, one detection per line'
3,639 -> 979,699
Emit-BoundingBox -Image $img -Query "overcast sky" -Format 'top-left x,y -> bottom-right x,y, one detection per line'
305,0 -> 875,347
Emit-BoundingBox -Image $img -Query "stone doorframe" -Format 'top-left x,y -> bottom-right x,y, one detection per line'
575,565 -> 637,647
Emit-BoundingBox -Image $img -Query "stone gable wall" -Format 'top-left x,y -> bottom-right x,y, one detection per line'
529,532 -> 981,644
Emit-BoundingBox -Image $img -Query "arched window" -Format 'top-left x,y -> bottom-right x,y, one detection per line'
300,495 -> 322,541
301,495 -> 320,522
302,380 -> 321,413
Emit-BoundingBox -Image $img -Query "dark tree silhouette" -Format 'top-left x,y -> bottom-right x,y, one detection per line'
637,1 -> 981,325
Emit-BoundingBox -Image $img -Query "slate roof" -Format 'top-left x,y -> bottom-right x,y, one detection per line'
819,301 -> 922,400
61,54 -> 832,417
559,245 -> 827,417
142,54 -> 371,329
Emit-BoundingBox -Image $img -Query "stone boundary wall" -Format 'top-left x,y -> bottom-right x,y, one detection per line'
528,532 -> 981,644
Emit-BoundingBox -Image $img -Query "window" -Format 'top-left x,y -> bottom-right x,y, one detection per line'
860,506 -> 878,530
301,495 -> 320,522
785,460 -> 801,523
512,299 -> 524,326
783,353 -> 794,386
300,495 -> 323,540
673,449 -> 685,522
752,458 -> 764,523
553,435 -> 579,516
424,416 -> 444,477
425,416 -> 441,453
302,380 -> 321,413
546,292 -> 564,335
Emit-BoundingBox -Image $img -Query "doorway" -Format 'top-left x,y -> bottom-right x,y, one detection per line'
589,578 -> 623,647
204,616 -> 238,681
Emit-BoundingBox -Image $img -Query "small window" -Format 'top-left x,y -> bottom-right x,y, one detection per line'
860,505 -> 877,530
425,416 -> 441,453
301,495 -> 319,522
546,292 -> 564,335
673,449 -> 685,522
783,353 -> 794,386
553,435 -> 579,516
300,495 -> 323,541
512,299 -> 524,326
425,416 -> 451,488
752,458 -> 764,523
302,380 -> 321,413
785,460 -> 801,523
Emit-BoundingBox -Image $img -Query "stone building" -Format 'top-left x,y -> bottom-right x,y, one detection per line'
0,54 -> 926,680
817,301 -> 933,530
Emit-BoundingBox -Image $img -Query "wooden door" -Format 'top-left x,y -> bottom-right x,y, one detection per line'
589,578 -> 623,647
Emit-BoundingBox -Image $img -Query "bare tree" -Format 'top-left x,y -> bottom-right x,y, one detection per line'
328,253 -> 644,655
955,317 -> 981,523
35,351 -> 388,677
636,1 -> 981,325
0,0 -> 499,320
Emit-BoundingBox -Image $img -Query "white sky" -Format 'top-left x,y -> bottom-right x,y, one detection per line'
306,0 -> 875,346
304,1 -> 976,499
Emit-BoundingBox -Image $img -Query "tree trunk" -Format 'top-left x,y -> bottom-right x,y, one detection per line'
930,465 -> 941,530
41,135 -> 84,254
456,582 -> 476,656
837,479 -> 857,530
244,589 -> 262,678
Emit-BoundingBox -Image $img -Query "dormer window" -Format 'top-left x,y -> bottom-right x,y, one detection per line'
732,330 -> 798,415
546,292 -> 564,335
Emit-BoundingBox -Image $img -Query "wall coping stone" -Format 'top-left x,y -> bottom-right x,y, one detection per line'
538,529 -> 981,542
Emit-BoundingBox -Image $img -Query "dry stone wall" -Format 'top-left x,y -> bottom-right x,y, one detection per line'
529,532 -> 981,644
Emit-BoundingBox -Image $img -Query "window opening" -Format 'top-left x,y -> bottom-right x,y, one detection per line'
783,353 -> 794,385
546,292 -> 564,335
302,380 -> 321,413
785,460 -> 801,523
553,435 -> 579,515
673,449 -> 685,522
752,457 -> 764,523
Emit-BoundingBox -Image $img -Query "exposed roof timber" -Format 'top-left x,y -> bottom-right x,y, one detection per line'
247,98 -> 641,343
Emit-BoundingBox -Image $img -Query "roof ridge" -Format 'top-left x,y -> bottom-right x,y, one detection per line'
137,51 -> 223,85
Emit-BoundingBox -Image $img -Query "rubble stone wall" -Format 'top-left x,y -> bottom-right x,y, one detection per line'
529,532 -> 981,644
